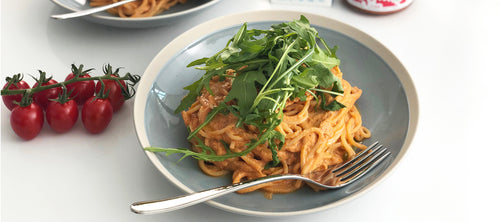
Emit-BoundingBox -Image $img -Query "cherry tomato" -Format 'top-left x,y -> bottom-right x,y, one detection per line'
10,103 -> 44,140
46,99 -> 78,133
96,75 -> 126,112
81,97 -> 113,134
2,80 -> 30,111
33,79 -> 61,109
65,73 -> 95,105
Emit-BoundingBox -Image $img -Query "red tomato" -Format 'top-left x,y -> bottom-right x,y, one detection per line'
46,99 -> 78,133
81,97 -> 113,134
96,75 -> 126,112
2,80 -> 30,111
10,103 -> 44,140
65,73 -> 95,105
33,79 -> 61,109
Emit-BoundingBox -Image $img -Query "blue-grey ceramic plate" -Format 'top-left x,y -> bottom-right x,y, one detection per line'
134,10 -> 418,216
50,0 -> 221,28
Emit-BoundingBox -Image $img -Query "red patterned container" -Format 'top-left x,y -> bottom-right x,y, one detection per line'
345,0 -> 414,14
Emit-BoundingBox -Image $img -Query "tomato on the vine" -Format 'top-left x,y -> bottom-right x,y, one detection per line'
46,99 -> 78,133
65,64 -> 95,105
2,76 -> 30,111
10,102 -> 44,140
32,71 -> 61,109
96,75 -> 126,112
81,96 -> 113,134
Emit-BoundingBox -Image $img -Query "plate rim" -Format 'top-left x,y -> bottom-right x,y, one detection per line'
133,9 -> 419,216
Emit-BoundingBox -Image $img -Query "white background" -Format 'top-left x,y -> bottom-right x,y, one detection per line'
2,0 -> 499,221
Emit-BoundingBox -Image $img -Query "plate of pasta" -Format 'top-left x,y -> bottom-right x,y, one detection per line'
133,10 -> 418,216
50,0 -> 221,28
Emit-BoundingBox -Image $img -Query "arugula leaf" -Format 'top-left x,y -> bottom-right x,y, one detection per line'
145,146 -> 249,162
292,73 -> 318,89
287,15 -> 317,46
264,127 -> 285,166
224,70 -> 267,117
311,63 -> 336,88
174,78 -> 202,114
319,93 -> 346,111
187,103 -> 227,140
220,23 -> 268,64
187,58 -> 209,67
311,43 -> 340,70
151,15 -> 348,167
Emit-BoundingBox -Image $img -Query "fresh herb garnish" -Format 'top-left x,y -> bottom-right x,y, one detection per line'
146,16 -> 345,166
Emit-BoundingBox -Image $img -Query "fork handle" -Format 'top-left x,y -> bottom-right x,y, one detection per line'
51,0 -> 137,19
130,174 -> 302,215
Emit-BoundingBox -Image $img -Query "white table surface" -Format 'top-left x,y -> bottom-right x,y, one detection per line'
2,0 -> 499,221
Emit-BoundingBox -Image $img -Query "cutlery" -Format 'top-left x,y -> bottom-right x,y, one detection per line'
51,0 -> 137,19
130,141 -> 391,215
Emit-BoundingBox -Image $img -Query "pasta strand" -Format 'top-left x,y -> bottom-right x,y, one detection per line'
182,66 -> 371,198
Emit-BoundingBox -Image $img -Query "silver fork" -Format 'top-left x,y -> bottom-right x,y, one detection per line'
51,0 -> 137,19
130,141 -> 391,215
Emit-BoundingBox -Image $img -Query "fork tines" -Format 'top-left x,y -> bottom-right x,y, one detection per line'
333,141 -> 391,184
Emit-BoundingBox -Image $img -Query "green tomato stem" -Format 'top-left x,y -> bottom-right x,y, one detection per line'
1,73 -> 139,97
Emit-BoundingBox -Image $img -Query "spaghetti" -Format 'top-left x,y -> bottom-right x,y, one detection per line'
181,66 -> 370,198
89,0 -> 187,18
147,16 -> 371,198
